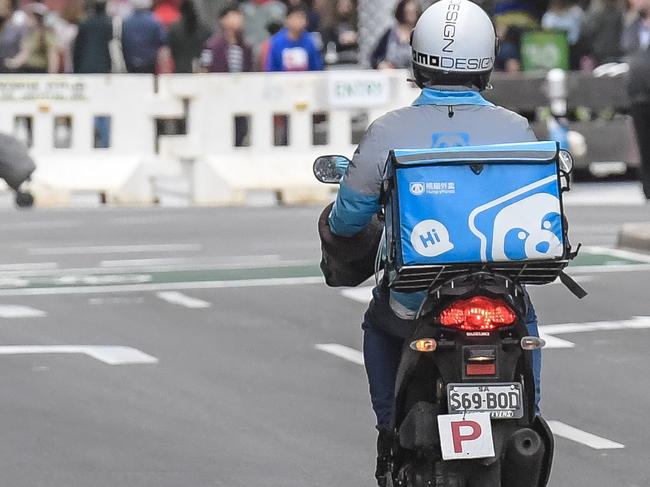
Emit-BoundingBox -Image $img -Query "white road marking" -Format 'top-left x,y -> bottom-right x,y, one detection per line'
568,263 -> 650,274
28,243 -> 203,255
4,221 -> 81,230
98,254 -> 282,268
315,343 -> 365,365
88,296 -> 145,305
156,291 -> 211,309
563,182 -> 645,207
100,258 -> 191,267
582,246 -> 650,264
341,287 -> 374,304
540,316 -> 650,336
537,334 -> 576,349
0,276 -> 324,296
0,345 -> 158,365
0,305 -> 46,318
547,421 -> 625,450
0,262 -> 58,272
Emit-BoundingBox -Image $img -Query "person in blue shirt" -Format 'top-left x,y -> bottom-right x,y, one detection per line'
122,0 -> 169,74
266,4 -> 323,72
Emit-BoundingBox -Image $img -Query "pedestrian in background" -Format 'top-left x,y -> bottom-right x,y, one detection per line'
321,0 -> 358,66
50,0 -> 82,73
0,0 -> 28,72
241,0 -> 286,52
625,0 -> 650,200
542,0 -> 585,68
122,0 -> 169,73
73,0 -> 112,73
370,0 -> 420,70
5,3 -> 57,73
266,4 -> 323,71
622,0 -> 650,56
283,0 -> 319,32
627,43 -> 650,200
257,20 -> 282,70
202,4 -> 253,73
580,0 -> 624,66
168,0 -> 211,73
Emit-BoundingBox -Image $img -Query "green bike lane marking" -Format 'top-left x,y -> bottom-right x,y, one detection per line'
0,247 -> 646,292
0,264 -> 324,290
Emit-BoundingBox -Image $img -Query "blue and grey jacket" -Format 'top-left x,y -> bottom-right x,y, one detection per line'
328,87 -> 537,318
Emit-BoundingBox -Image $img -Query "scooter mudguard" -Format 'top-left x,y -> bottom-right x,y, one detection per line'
532,416 -> 554,487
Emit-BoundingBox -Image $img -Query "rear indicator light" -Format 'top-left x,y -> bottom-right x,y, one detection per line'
466,363 -> 497,376
440,296 -> 516,331
521,336 -> 546,350
410,338 -> 437,353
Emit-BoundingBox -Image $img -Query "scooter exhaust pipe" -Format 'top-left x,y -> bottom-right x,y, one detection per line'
501,428 -> 546,487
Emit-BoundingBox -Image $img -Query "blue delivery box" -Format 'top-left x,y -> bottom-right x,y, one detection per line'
383,142 -> 570,289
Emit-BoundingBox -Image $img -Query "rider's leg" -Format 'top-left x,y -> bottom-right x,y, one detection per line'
362,319 -> 404,431
525,303 -> 542,415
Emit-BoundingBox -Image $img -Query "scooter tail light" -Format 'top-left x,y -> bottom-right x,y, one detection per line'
439,296 -> 516,331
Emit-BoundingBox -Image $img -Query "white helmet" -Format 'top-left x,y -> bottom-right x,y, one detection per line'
411,0 -> 497,91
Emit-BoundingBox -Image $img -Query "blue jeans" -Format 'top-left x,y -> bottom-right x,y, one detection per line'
362,288 -> 541,431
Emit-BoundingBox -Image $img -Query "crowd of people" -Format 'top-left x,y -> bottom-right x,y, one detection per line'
494,0 -> 650,71
0,0 -> 649,75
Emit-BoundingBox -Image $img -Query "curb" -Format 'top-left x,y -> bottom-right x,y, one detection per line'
618,223 -> 650,254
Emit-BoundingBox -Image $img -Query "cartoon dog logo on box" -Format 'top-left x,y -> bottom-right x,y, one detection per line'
469,177 -> 564,262
410,219 -> 455,257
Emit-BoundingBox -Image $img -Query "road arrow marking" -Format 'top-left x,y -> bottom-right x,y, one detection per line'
539,316 -> 650,349
315,344 -> 365,365
156,291 -> 211,309
547,421 -> 625,450
0,305 -> 46,318
0,346 -> 158,365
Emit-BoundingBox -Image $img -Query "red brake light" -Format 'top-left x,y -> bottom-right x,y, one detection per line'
439,296 -> 516,331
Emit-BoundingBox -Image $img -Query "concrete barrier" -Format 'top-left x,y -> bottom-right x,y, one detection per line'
0,70 -> 640,207
0,74 -> 183,205
618,223 -> 650,254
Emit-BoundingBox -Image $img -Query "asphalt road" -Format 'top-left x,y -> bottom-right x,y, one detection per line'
0,184 -> 648,487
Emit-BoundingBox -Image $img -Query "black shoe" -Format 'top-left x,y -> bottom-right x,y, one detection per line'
375,430 -> 393,487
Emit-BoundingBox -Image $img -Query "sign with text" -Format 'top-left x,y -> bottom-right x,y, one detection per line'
437,413 -> 495,460
0,79 -> 87,101
327,72 -> 390,108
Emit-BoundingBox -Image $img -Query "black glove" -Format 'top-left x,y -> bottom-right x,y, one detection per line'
318,202 -> 384,287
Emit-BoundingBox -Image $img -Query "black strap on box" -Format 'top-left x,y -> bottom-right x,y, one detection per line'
558,270 -> 588,299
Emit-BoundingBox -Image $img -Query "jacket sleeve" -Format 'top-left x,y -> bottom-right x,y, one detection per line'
328,118 -> 388,237
318,202 -> 383,287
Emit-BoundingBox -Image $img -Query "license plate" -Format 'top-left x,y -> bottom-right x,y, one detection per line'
447,383 -> 524,419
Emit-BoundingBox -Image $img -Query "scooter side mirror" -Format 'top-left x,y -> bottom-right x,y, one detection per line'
313,155 -> 351,184
558,150 -> 574,192
558,150 -> 574,173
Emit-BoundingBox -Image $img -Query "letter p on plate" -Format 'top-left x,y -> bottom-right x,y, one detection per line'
437,413 -> 495,460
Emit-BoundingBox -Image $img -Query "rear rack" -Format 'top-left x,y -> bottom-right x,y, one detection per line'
388,260 -> 570,291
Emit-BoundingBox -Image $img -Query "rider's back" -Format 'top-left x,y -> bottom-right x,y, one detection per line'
344,95 -> 537,198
